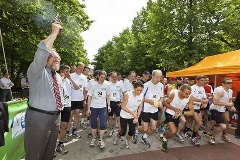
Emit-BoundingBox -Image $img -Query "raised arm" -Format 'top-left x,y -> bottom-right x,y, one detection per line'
28,22 -> 62,78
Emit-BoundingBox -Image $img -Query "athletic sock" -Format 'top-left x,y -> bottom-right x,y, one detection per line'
143,133 -> 148,139
135,129 -> 139,135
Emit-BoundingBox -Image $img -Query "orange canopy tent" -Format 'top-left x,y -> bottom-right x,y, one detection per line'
166,49 -> 240,96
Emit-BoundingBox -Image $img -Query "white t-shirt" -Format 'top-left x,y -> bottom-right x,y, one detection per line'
210,86 -> 233,112
70,73 -> 88,101
123,80 -> 133,92
166,89 -> 191,115
118,80 -> 124,85
62,78 -> 71,108
87,81 -> 110,108
86,79 -> 95,91
142,81 -> 164,113
109,81 -> 126,102
120,91 -> 143,119
0,77 -> 14,89
191,85 -> 207,110
21,77 -> 29,88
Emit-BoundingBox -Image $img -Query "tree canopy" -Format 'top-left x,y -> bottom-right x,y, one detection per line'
92,0 -> 240,76
0,0 -> 92,82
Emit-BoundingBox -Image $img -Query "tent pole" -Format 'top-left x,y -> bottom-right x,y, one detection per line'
0,27 -> 13,101
214,75 -> 217,89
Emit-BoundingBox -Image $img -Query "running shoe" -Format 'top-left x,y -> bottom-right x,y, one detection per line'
175,133 -> 184,143
90,138 -> 96,147
120,136 -> 125,141
64,133 -> 70,143
202,131 -> 212,138
183,131 -> 192,139
132,131 -> 138,144
56,144 -> 68,155
108,129 -> 114,137
159,133 -> 168,151
191,137 -> 200,146
98,140 -> 106,149
209,136 -> 215,145
221,133 -> 231,142
72,131 -> 81,139
125,139 -> 130,149
141,136 -> 151,148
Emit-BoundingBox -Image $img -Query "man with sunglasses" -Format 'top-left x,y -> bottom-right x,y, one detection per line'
203,77 -> 237,144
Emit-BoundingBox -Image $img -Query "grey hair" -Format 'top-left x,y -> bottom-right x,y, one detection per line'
152,70 -> 162,76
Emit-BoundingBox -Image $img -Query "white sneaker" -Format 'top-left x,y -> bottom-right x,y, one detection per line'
175,133 -> 184,142
125,139 -> 130,149
209,136 -> 215,145
113,131 -> 119,145
90,138 -> 96,147
98,140 -> 106,149
108,129 -> 114,137
120,136 -> 125,141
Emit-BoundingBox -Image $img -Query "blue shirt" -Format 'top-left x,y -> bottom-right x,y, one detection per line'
27,40 -> 64,111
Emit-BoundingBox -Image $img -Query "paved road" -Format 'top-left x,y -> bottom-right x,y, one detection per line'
54,125 -> 240,160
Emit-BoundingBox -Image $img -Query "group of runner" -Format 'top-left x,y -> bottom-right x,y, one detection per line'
56,63 -> 237,155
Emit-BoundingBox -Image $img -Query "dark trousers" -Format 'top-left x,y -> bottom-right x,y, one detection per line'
236,113 -> 240,136
0,89 -> 12,102
21,88 -> 29,98
120,117 -> 136,137
24,109 -> 60,160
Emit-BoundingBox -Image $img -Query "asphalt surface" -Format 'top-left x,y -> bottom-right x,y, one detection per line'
54,124 -> 240,160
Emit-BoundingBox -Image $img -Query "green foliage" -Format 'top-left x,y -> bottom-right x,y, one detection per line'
0,0 -> 92,82
93,0 -> 240,76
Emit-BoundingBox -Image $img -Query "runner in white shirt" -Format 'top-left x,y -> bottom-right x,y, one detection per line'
183,75 -> 208,146
203,77 -> 237,144
87,70 -> 111,149
123,71 -> 137,92
70,62 -> 88,138
86,70 -> 101,138
86,70 -> 101,92
108,72 -> 126,136
137,70 -> 164,148
159,85 -> 194,151
113,81 -> 144,149
56,65 -> 75,155
117,73 -> 124,85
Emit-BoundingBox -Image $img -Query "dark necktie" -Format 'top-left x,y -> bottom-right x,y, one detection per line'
51,71 -> 62,110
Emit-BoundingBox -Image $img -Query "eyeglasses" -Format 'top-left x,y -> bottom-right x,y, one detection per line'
225,82 -> 233,84
49,54 -> 61,61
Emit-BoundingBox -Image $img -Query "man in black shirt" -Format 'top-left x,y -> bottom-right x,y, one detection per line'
140,71 -> 150,84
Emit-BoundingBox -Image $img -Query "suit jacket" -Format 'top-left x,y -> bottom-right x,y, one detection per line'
0,102 -> 9,147
234,91 -> 240,112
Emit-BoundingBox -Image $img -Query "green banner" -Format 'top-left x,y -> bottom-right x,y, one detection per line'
0,100 -> 28,160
